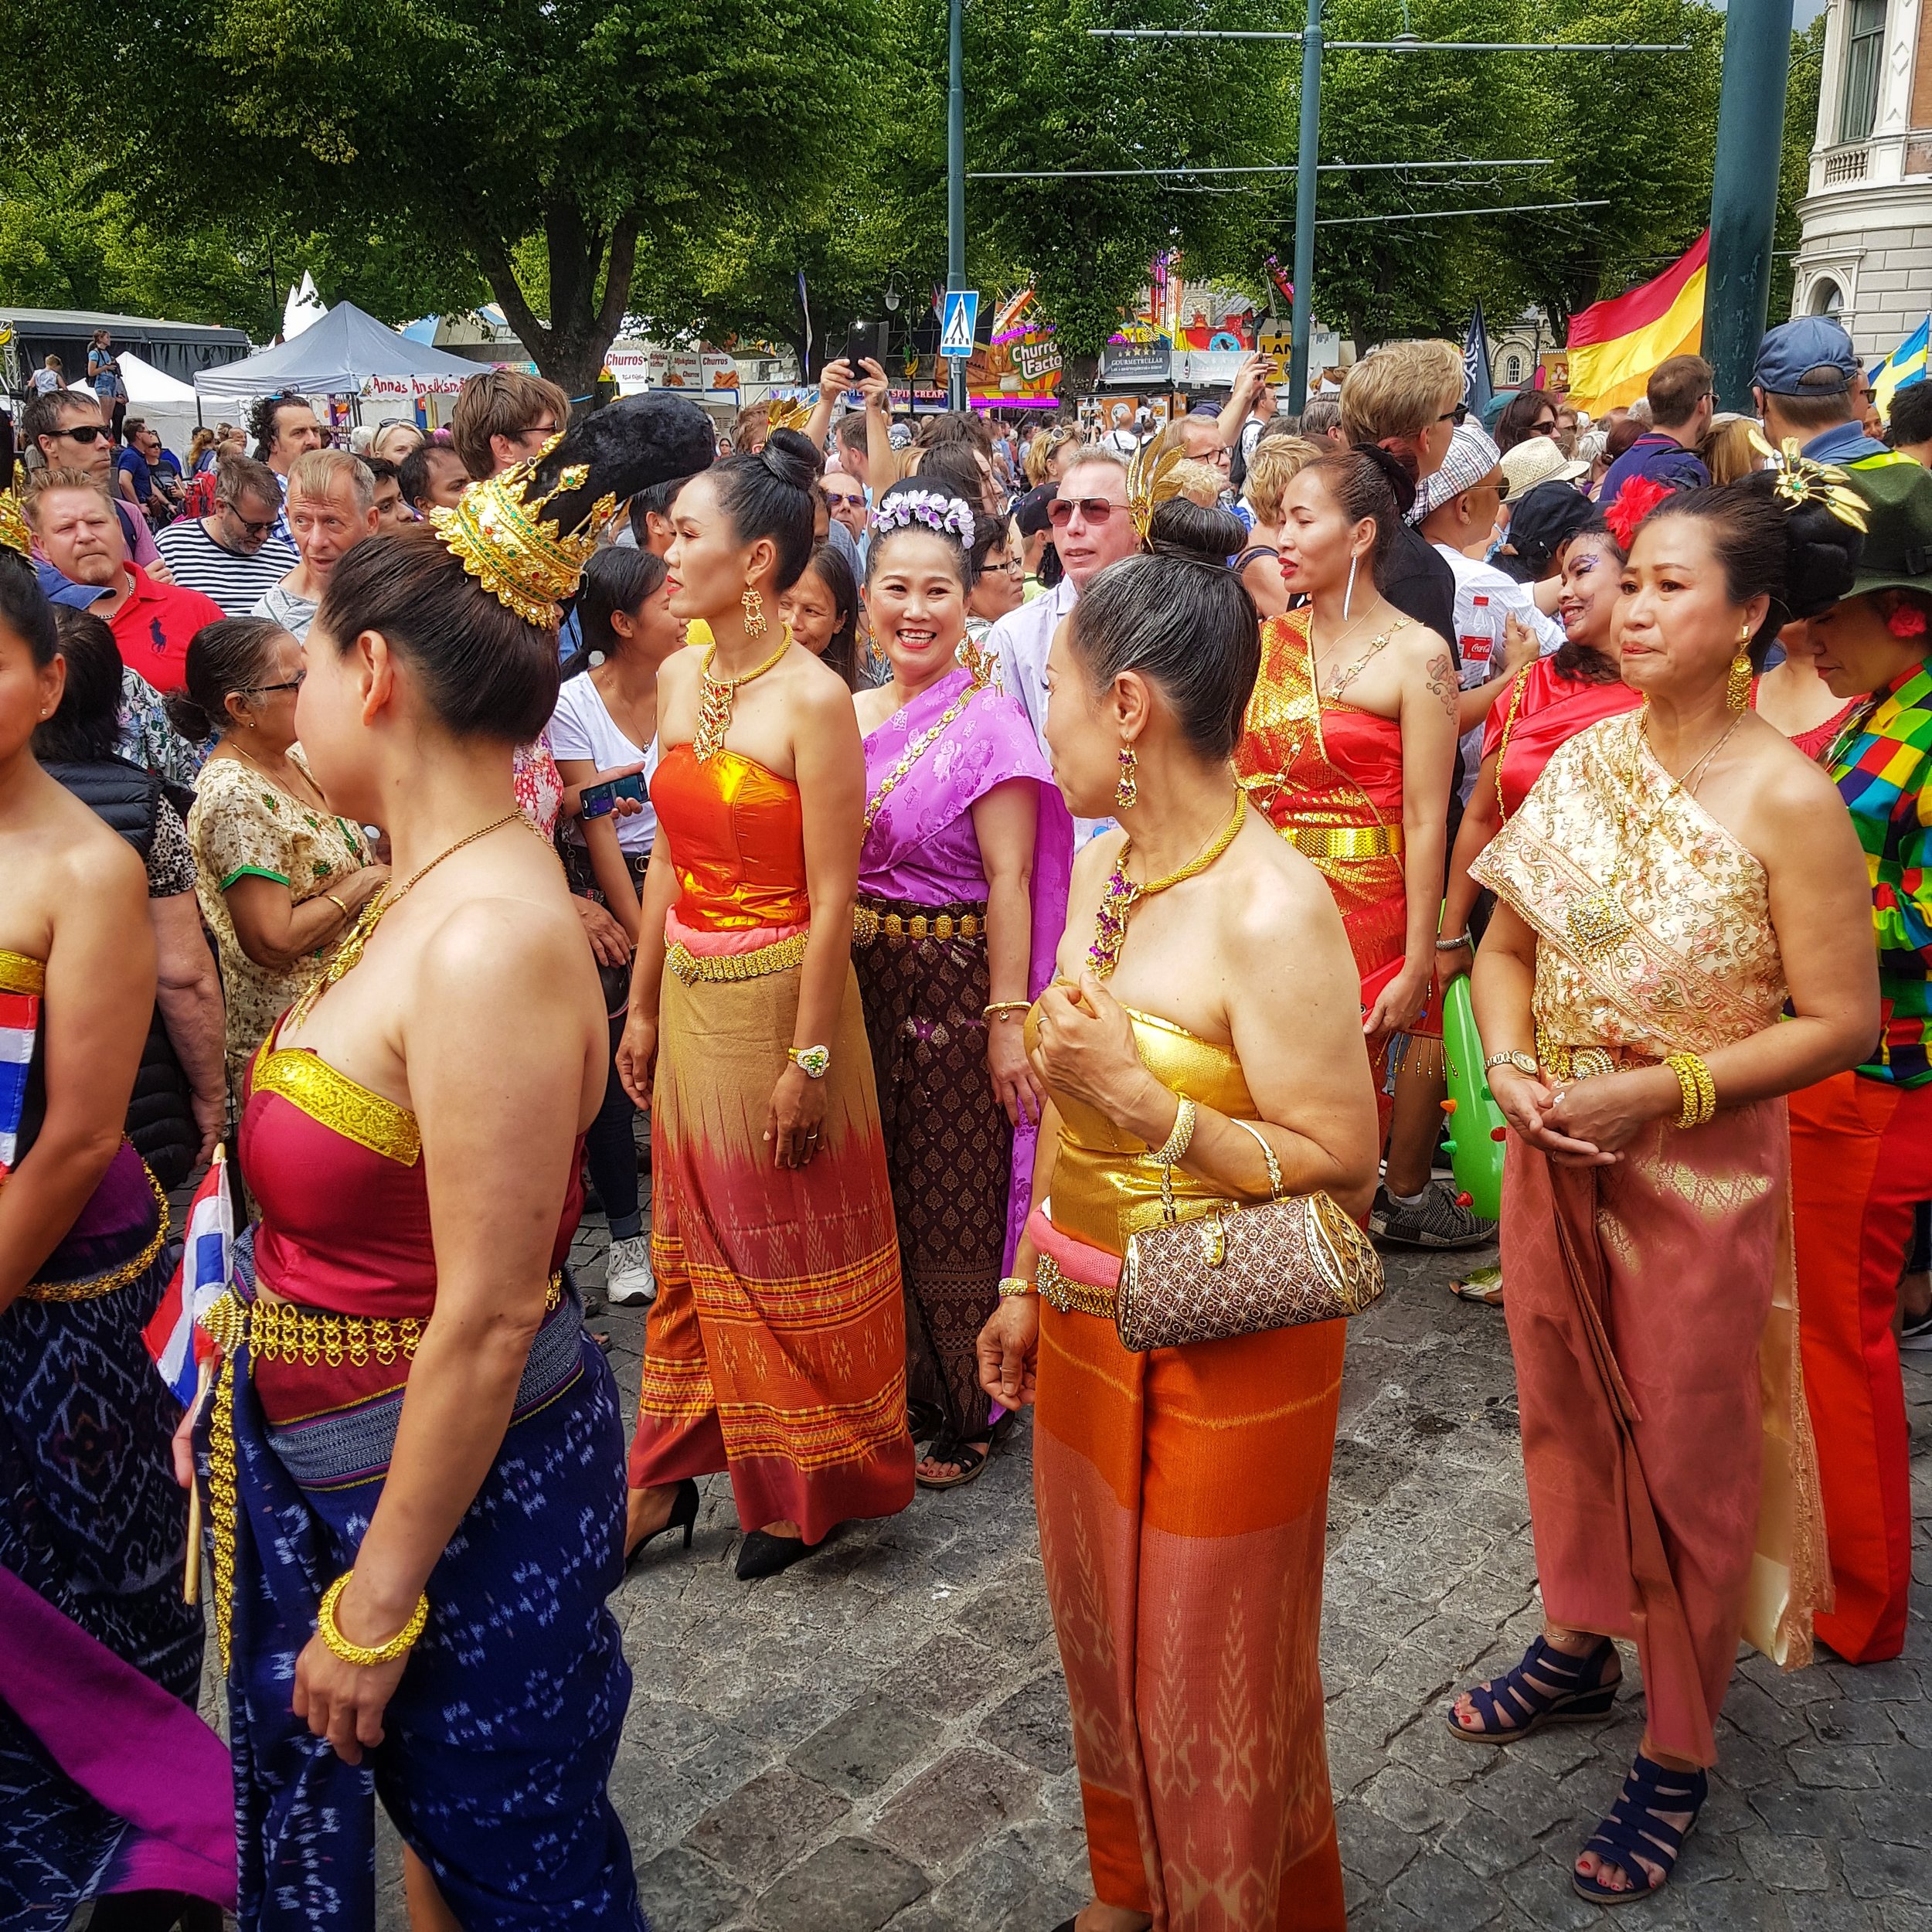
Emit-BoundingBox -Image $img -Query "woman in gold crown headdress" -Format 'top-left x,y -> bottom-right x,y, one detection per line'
193,394 -> 716,1931
617,427 -> 915,1581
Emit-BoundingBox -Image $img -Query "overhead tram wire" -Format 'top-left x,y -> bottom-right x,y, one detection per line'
1087,31 -> 1693,49
1315,198 -> 1611,225
968,158 -> 1556,182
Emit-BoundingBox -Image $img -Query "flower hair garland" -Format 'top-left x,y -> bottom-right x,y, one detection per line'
1601,474 -> 1675,549
872,488 -> 977,548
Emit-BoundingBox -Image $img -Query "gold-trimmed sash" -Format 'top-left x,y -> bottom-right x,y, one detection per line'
0,948 -> 46,997
253,1046 -> 421,1165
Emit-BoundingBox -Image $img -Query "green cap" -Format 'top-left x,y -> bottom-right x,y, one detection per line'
1840,454 -> 1932,597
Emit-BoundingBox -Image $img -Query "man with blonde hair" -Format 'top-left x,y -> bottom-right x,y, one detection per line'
23,469 -> 224,693
451,369 -> 573,479
252,449 -> 379,640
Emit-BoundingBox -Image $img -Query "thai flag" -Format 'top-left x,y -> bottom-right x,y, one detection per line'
0,988 -> 37,1179
143,1148 -> 233,1409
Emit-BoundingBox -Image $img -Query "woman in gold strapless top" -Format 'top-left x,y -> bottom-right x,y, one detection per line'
976,553 -> 1377,1932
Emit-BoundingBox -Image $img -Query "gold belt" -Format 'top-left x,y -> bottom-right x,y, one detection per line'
1036,1252 -> 1116,1320
20,1165 -> 171,1301
1536,1028 -> 1660,1082
1284,823 -> 1402,861
199,1272 -> 563,1368
665,930 -> 809,985
853,906 -> 984,943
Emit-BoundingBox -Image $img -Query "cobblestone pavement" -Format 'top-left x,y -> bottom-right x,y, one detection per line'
378,1206 -> 1932,1932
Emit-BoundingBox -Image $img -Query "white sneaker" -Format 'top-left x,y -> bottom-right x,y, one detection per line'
605,1234 -> 655,1306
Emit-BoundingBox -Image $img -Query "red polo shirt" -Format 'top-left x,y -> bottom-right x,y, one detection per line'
105,564 -> 226,696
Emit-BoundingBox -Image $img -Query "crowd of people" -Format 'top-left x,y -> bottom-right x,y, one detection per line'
1,304 -> 1928,1932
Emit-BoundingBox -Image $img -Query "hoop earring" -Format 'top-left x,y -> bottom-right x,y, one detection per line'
1343,554 -> 1358,622
1115,744 -> 1138,811
742,588 -> 768,638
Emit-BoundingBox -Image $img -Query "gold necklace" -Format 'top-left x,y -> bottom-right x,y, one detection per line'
862,661 -> 989,832
693,635 -> 791,763
287,809 -> 524,1025
1088,788 -> 1247,980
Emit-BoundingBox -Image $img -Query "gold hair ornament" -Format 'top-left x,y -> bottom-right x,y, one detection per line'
0,490 -> 28,562
767,396 -> 814,434
431,432 -> 617,628
1748,430 -> 1870,533
1126,431 -> 1187,544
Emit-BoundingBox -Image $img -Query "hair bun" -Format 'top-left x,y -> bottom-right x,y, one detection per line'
1735,470 -> 1864,619
760,427 -> 822,494
1145,497 -> 1248,569
1356,441 -> 1418,515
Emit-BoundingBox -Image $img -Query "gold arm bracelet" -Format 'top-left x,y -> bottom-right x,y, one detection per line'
316,1571 -> 430,1668
324,892 -> 351,920
1226,1117 -> 1285,1201
996,1274 -> 1037,1298
1665,1052 -> 1716,1129
982,1001 -> 1031,1022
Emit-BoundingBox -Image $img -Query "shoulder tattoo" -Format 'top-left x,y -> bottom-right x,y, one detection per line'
1424,650 -> 1457,717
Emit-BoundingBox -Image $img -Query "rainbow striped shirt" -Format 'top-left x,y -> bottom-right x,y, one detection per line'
1828,663 -> 1932,1087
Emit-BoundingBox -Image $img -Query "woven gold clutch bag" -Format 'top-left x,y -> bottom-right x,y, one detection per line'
1117,1189 -> 1383,1352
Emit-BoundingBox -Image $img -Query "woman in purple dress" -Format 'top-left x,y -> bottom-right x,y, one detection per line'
852,484 -> 1073,1488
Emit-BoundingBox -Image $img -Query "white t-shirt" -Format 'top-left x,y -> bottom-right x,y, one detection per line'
1431,543 -> 1566,803
548,670 -> 658,855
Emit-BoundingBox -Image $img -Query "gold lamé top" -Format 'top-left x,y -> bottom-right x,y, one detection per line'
432,433 -> 617,628
0,490 -> 28,562
0,947 -> 46,996
1471,711 -> 1787,1058
1029,997 -> 1254,1257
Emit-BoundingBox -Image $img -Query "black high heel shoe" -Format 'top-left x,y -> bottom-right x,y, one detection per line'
735,1527 -> 815,1581
625,1478 -> 698,1570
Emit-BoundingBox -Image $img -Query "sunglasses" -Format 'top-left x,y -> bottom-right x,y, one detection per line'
1047,496 -> 1121,529
54,423 -> 111,445
219,504 -> 277,537
823,490 -> 865,507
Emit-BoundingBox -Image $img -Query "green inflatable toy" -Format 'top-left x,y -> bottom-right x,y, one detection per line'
1439,973 -> 1507,1223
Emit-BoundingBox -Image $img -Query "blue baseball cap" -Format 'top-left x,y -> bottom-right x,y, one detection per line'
1752,317 -> 1859,397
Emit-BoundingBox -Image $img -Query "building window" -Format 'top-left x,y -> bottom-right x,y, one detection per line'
1505,353 -> 1523,381
1808,278 -> 1845,318
1839,0 -> 1886,144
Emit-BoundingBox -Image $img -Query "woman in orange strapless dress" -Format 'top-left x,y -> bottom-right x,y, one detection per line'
617,430 -> 913,1583
1233,453 -> 1459,1171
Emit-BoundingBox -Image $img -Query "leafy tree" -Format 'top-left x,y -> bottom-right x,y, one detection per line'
1772,12 -> 1827,323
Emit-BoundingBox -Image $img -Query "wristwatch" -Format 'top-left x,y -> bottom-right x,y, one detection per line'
787,1045 -> 832,1080
1483,1050 -> 1539,1077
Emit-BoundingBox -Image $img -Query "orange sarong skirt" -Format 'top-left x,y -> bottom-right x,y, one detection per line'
1032,1237 -> 1348,1932
628,949 -> 914,1542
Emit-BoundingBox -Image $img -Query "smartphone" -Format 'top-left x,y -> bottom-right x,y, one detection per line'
580,779 -> 617,818
845,320 -> 890,371
609,770 -> 645,804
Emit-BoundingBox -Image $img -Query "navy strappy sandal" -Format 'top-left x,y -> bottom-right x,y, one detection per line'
1445,1633 -> 1620,1743
1573,1753 -> 1708,1903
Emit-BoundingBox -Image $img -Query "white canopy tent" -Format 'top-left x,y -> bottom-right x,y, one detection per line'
66,351 -> 202,461
192,301 -> 482,414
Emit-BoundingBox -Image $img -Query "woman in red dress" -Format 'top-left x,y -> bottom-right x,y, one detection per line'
1233,451 -> 1458,1143
1437,516 -> 1643,978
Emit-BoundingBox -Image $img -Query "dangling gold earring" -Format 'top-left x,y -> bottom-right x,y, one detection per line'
742,587 -> 768,638
1115,744 -> 1138,810
1727,622 -> 1753,712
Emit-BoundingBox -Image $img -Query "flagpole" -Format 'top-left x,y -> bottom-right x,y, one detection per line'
182,1357 -> 213,1605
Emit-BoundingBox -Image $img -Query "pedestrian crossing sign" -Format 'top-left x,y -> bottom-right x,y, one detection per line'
940,290 -> 980,360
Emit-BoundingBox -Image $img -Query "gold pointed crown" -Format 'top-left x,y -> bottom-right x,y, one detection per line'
0,493 -> 28,563
767,396 -> 813,434
1127,427 -> 1187,544
431,435 -> 614,629
430,395 -> 722,628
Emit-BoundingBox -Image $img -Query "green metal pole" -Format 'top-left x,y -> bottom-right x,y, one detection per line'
947,0 -> 968,412
1288,0 -> 1323,413
1705,0 -> 1794,410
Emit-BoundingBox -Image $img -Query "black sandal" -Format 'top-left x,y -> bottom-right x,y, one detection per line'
1573,1753 -> 1707,1903
915,1432 -> 991,1491
1446,1634 -> 1620,1743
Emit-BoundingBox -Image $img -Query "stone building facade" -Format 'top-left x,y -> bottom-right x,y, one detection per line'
1794,0 -> 1932,359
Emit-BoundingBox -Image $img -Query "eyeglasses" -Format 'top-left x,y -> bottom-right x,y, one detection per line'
1047,496 -> 1122,529
243,672 -> 306,696
218,503 -> 277,537
824,490 -> 865,507
520,421 -> 560,442
54,423 -> 111,445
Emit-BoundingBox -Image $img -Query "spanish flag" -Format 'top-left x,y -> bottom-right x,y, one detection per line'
1870,317 -> 1929,420
1566,231 -> 1709,417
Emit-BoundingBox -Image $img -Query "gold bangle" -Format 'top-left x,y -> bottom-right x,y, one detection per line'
316,1571 -> 429,1668
1665,1051 -> 1716,1129
982,1000 -> 1031,1022
996,1274 -> 1037,1298
1141,1094 -> 1198,1169
324,892 -> 351,920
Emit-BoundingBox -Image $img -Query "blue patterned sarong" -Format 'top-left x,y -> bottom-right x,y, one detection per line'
204,1264 -> 648,1931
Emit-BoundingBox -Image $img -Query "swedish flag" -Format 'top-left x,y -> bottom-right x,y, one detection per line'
1870,317 -> 1929,420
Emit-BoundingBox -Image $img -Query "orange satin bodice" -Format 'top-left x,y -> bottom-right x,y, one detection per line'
651,743 -> 812,932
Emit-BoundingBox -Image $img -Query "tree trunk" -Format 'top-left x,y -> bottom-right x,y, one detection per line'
471,206 -> 641,406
